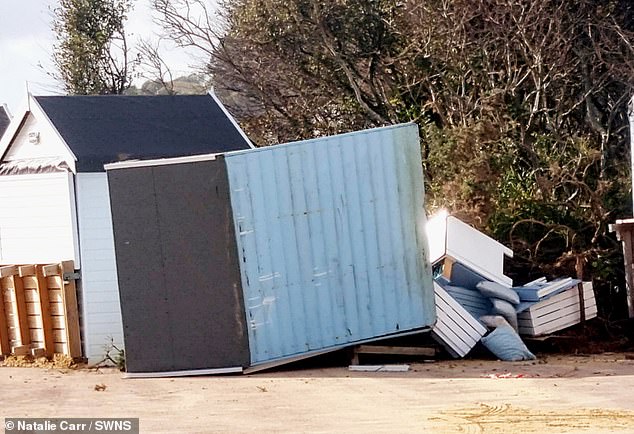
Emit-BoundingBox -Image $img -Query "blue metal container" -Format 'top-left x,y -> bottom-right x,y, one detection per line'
224,123 -> 436,366
106,123 -> 436,374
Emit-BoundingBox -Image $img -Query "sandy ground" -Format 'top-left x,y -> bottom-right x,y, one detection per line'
2,353 -> 634,433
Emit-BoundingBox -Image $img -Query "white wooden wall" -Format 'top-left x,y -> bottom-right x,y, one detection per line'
3,111 -> 76,172
0,173 -> 79,265
75,173 -> 124,364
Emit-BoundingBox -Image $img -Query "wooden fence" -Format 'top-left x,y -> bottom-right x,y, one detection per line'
0,261 -> 81,358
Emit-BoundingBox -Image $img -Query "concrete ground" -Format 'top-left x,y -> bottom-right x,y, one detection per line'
2,353 -> 634,433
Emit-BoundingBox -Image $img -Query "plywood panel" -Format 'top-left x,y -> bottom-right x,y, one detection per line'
432,283 -> 487,357
107,160 -> 250,373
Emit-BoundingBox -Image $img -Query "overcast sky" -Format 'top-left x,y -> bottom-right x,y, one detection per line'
0,1 -> 201,114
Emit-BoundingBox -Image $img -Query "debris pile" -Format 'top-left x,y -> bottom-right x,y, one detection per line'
426,211 -> 597,361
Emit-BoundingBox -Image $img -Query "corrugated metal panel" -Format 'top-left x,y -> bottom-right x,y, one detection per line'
224,123 -> 436,365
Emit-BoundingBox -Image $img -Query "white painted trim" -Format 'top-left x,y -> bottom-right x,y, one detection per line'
208,90 -> 255,149
104,153 -> 219,170
1,104 -> 11,119
348,365 -> 410,372
67,172 -> 81,268
226,122 -> 419,157
629,95 -> 634,215
29,96 -> 78,172
123,366 -> 243,378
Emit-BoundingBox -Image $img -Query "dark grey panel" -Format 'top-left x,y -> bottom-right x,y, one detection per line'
107,159 -> 249,373
107,166 -> 170,371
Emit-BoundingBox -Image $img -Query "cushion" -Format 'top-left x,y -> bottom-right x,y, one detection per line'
479,315 -> 510,329
490,298 -> 519,331
477,280 -> 520,305
481,325 -> 536,361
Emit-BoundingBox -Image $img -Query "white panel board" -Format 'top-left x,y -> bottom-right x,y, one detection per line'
518,282 -> 597,336
426,213 -> 513,286
0,173 -> 78,265
76,173 -> 124,364
426,211 -> 448,264
431,282 -> 487,358
445,217 -> 513,286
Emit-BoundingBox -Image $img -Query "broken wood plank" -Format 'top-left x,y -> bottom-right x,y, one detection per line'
18,265 -> 36,277
519,307 -> 598,336
518,282 -> 598,337
0,266 -> 18,278
30,347 -> 46,358
11,345 -> 29,356
348,364 -> 410,372
0,285 -> 9,355
35,266 -> 54,357
61,261 -> 82,358
442,257 -> 455,280
41,264 -> 62,277
355,345 -> 436,357
11,275 -> 30,347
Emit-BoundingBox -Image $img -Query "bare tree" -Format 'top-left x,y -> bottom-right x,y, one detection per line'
137,39 -> 177,95
153,0 -> 634,297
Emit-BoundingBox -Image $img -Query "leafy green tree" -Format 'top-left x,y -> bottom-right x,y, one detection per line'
154,0 -> 634,317
52,0 -> 135,94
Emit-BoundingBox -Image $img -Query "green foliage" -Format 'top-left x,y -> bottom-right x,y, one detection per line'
102,338 -> 126,371
156,0 -> 634,317
53,0 -> 134,95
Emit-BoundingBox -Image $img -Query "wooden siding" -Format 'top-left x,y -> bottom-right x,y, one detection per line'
0,173 -> 79,265
75,173 -> 124,364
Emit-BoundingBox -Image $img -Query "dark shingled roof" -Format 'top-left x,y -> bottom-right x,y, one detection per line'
0,106 -> 10,140
34,95 -> 251,172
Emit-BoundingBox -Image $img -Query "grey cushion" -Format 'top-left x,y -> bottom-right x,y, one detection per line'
479,315 -> 510,329
477,280 -> 520,305
481,325 -> 536,361
490,298 -> 519,331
